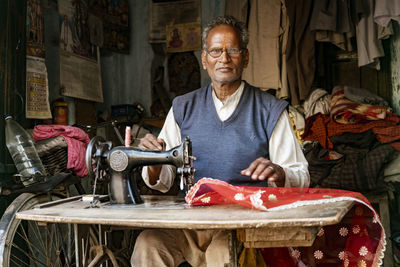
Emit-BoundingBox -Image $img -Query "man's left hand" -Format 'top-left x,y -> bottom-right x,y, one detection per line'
240,157 -> 286,187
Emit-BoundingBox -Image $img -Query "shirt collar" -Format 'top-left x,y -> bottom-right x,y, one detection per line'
212,81 -> 245,107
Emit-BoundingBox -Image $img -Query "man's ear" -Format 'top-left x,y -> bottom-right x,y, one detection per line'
243,49 -> 249,68
201,50 -> 207,70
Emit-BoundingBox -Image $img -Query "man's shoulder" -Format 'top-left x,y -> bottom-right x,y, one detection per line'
172,85 -> 209,126
173,85 -> 209,104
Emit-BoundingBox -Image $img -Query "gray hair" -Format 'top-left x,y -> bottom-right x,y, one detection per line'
202,16 -> 249,50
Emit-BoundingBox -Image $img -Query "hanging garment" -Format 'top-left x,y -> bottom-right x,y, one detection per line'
285,0 -> 315,105
224,0 -> 248,23
374,0 -> 400,27
242,0 -> 282,91
377,21 -> 394,40
354,0 -> 385,69
309,0 -> 354,51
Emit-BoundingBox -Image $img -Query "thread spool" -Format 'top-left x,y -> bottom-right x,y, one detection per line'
125,126 -> 131,147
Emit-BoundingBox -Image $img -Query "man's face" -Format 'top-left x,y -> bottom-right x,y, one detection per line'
201,25 -> 249,86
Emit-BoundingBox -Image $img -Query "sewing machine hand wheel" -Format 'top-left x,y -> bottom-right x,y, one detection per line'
85,136 -> 112,197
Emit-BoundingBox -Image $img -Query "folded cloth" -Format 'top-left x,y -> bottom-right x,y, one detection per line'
330,86 -> 388,124
344,86 -> 389,106
33,125 -> 90,177
304,139 -> 394,192
303,88 -> 331,119
384,152 -> 400,177
302,113 -> 400,151
186,178 -> 385,267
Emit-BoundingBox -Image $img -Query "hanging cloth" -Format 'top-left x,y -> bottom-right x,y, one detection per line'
374,0 -> 400,27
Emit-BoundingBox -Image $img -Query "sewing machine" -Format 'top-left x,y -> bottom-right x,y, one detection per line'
85,136 -> 196,204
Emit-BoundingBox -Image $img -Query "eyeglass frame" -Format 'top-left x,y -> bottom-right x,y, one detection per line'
204,47 -> 246,58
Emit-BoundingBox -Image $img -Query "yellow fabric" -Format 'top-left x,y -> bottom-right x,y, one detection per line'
288,111 -> 304,145
238,248 -> 268,267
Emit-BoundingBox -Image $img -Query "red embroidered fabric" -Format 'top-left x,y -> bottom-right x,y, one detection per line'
186,178 -> 385,267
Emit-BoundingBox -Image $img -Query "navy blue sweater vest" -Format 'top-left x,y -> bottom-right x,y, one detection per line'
172,82 -> 288,186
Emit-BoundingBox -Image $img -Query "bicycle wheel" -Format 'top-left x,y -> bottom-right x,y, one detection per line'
0,193 -> 76,266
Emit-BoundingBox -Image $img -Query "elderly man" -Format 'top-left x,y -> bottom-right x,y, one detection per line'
131,16 -> 309,267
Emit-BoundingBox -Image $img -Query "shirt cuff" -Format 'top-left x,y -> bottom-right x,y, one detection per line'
141,165 -> 175,193
282,167 -> 310,188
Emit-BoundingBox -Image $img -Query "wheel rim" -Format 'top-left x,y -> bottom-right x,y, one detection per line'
0,194 -> 74,267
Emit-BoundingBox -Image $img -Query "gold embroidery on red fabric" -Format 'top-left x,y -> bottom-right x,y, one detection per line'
317,228 -> 324,237
355,206 -> 364,216
201,196 -> 211,203
234,193 -> 245,201
359,246 -> 369,256
314,250 -> 323,260
291,249 -> 301,259
268,194 -> 278,202
339,227 -> 349,237
353,225 -> 361,234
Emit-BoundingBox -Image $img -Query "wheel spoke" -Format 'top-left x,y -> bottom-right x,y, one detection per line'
15,223 -> 44,264
28,220 -> 48,256
8,242 -> 47,266
0,194 -> 76,267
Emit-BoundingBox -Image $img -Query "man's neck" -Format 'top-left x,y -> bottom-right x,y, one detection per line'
212,80 -> 242,102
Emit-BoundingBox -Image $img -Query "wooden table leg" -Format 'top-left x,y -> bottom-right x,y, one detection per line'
228,230 -> 239,267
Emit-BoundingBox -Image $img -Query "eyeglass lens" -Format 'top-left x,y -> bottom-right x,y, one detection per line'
207,48 -> 242,58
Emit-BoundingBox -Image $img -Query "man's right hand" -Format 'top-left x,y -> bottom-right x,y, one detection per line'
138,133 -> 165,151
138,133 -> 165,185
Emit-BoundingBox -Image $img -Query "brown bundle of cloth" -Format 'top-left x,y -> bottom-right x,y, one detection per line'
302,86 -> 400,192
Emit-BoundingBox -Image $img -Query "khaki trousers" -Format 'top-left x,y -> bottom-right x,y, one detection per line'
131,229 -> 230,267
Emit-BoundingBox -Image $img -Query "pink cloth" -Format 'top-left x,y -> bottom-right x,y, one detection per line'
33,125 -> 90,177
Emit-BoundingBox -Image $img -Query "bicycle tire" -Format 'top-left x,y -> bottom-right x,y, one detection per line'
0,193 -> 75,266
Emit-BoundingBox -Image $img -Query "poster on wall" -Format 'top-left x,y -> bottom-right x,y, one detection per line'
26,56 -> 52,119
59,0 -> 98,59
58,0 -> 103,103
26,0 -> 51,119
166,22 -> 201,53
59,49 -> 103,102
88,0 -> 130,54
27,0 -> 45,58
149,0 -> 201,43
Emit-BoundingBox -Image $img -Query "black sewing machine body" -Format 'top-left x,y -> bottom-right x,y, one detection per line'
85,136 -> 195,205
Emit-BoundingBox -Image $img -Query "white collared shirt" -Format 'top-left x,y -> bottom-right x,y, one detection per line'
142,82 -> 310,192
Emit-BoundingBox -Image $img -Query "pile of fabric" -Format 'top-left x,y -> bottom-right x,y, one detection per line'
300,85 -> 400,192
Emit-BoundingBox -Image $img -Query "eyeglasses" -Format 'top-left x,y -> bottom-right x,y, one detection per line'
205,48 -> 244,58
